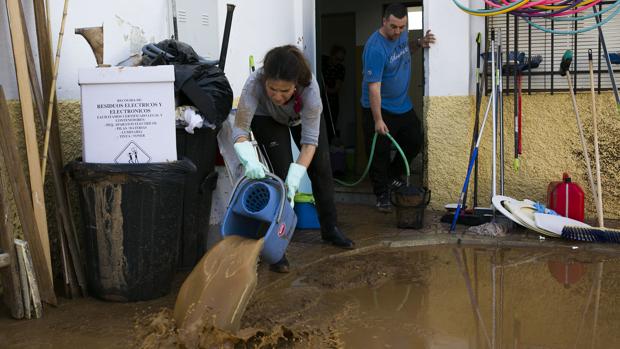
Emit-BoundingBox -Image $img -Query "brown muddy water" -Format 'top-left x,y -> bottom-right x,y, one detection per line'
133,244 -> 620,349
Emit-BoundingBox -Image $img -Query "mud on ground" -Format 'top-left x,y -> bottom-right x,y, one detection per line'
135,248 -> 431,348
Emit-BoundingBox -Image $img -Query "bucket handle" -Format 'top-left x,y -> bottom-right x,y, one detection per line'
391,187 -> 432,208
424,189 -> 432,206
227,173 -> 286,223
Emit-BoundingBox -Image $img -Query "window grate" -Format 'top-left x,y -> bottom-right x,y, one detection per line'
485,2 -> 620,94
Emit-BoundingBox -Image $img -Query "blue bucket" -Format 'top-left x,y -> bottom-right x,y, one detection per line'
221,174 -> 297,264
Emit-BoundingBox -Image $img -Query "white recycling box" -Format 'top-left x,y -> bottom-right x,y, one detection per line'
78,65 -> 176,163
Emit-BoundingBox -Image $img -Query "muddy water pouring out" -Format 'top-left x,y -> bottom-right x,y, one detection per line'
172,175 -> 296,345
173,236 -> 264,339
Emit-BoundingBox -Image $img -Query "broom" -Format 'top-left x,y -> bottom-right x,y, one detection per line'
562,50 -> 620,243
559,50 -> 601,222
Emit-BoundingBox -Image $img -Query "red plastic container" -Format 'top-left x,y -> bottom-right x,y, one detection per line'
547,173 -> 585,222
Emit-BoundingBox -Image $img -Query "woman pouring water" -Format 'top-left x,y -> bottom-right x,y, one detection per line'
232,45 -> 355,273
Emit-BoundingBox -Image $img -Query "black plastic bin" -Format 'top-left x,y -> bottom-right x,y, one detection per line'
67,159 -> 196,301
175,126 -> 219,270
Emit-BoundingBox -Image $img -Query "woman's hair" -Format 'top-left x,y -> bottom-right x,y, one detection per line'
262,45 -> 312,87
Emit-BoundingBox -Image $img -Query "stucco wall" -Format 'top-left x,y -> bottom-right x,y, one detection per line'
426,92 -> 620,220
1,100 -> 82,278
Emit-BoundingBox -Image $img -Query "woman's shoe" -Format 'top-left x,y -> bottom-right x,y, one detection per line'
269,255 -> 290,273
321,227 -> 355,249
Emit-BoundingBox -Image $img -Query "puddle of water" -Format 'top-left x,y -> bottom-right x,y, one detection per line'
247,246 -> 620,349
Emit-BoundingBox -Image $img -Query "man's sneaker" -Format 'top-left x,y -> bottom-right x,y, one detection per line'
376,192 -> 392,213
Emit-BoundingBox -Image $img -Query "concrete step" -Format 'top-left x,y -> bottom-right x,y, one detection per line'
334,189 -> 375,206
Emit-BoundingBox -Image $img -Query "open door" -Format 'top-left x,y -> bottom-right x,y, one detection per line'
408,5 -> 424,119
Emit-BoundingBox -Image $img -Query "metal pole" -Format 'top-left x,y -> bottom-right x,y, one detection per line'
492,29 -> 497,200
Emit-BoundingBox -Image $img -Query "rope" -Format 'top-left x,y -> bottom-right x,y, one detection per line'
334,132 -> 410,187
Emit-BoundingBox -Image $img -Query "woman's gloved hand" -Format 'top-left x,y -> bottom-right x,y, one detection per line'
233,141 -> 267,179
285,163 -> 307,206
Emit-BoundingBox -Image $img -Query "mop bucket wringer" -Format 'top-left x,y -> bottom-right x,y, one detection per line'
221,173 -> 297,264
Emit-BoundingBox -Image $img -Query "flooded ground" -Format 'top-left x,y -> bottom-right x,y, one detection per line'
242,246 -> 620,349
2,205 -> 620,348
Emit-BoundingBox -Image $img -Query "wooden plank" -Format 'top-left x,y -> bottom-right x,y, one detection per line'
15,239 -> 43,319
0,253 -> 9,268
15,240 -> 32,319
0,174 -> 24,318
6,0 -> 52,284
19,2 -> 86,295
0,87 -> 57,305
33,0 -> 64,174
32,0 -> 88,296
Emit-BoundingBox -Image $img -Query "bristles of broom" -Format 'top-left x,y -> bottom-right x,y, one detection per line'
561,226 -> 620,244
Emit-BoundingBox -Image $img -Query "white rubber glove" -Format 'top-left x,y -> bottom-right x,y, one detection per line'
285,163 -> 307,206
233,141 -> 267,179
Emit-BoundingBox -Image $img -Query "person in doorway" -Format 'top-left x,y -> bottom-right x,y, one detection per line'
361,3 -> 435,213
321,45 -> 346,143
233,45 -> 355,273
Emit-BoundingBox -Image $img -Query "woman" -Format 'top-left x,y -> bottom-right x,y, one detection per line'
232,45 -> 355,273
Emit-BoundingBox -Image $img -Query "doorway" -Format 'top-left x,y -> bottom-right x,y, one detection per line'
319,13 -> 357,149
317,1 -> 427,187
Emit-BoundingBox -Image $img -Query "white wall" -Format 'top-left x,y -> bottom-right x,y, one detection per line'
0,0 -> 174,100
0,0 -> 315,100
217,0 -> 315,98
424,0 -> 473,96
1,0 -> 41,99
2,0 -> 481,100
469,0 -> 486,94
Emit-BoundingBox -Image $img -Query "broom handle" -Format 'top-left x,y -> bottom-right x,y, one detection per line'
565,71 -> 600,221
588,50 -> 605,228
41,0 -> 69,180
593,7 -> 620,113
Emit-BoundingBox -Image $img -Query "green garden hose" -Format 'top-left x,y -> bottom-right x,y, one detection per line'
334,132 -> 410,187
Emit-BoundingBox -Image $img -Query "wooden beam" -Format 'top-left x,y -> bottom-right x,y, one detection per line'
28,0 -> 88,297
0,253 -> 9,268
15,239 -> 43,319
33,0 -> 64,173
0,174 -> 24,319
6,0 -> 52,284
15,239 -> 31,319
0,87 -> 57,305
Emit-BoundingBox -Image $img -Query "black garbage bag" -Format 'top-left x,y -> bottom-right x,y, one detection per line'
142,39 -> 233,127
142,39 -> 202,65
173,64 -> 233,127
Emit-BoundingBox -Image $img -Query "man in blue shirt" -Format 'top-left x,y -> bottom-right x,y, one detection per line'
361,3 -> 435,212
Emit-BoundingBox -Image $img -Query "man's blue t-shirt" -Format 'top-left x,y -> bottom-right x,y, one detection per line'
361,30 -> 412,114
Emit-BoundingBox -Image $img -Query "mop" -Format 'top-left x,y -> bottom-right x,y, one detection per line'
442,33 -> 489,226
449,31 -> 497,233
